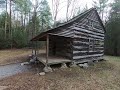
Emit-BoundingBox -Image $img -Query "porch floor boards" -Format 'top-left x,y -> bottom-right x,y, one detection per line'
37,52 -> 71,65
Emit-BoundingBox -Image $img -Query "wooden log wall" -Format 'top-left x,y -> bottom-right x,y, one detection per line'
47,9 -> 105,62
50,26 -> 74,38
49,35 -> 73,59
72,10 -> 105,62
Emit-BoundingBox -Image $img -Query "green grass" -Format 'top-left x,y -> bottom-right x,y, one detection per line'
105,55 -> 120,61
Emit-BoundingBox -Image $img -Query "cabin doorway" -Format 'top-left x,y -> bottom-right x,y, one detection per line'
52,41 -> 56,55
49,35 -> 72,59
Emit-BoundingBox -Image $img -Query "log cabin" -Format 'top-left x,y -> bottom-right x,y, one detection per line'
31,8 -> 105,66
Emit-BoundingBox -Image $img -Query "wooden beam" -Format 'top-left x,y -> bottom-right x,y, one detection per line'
73,54 -> 104,60
46,34 -> 49,66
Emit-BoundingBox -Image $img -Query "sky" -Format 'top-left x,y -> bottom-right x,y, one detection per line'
47,0 -> 113,21
47,0 -> 94,21
30,0 -> 94,21
0,0 -> 94,20
0,0 -> 113,21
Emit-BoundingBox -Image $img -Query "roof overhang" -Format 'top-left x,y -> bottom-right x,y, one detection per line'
31,33 -> 73,41
31,8 -> 106,41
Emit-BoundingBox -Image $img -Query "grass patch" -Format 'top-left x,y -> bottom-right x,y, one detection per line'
0,56 -> 120,90
0,49 -> 31,65
105,56 -> 120,62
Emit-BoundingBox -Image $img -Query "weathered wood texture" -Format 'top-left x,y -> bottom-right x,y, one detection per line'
72,10 -> 105,62
46,35 -> 49,65
31,8 -> 105,63
49,35 -> 73,59
48,10 -> 105,62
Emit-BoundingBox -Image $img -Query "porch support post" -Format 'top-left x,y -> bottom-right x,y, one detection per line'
44,34 -> 52,73
46,34 -> 49,66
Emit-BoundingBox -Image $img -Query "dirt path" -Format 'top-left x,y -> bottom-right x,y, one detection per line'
0,63 -> 33,79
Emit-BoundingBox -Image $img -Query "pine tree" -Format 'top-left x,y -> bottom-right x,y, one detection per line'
105,0 -> 120,56
39,0 -> 52,31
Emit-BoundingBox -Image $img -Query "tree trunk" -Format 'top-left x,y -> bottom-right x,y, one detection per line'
21,13 -> 24,27
9,0 -> 12,49
66,0 -> 71,21
5,0 -> 7,39
114,41 -> 118,56
16,11 -> 18,28
13,11 -> 16,33
34,6 -> 37,36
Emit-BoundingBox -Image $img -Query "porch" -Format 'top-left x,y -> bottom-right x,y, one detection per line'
37,50 -> 71,66
31,34 -> 72,66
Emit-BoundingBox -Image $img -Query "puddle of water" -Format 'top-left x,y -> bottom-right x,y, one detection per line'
0,63 -> 39,79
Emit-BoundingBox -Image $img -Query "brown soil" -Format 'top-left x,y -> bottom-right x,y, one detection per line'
0,56 -> 120,90
0,49 -> 31,65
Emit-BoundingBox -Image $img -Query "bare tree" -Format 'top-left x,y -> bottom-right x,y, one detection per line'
66,0 -> 72,21
9,0 -> 12,48
5,0 -> 7,39
69,0 -> 77,19
52,0 -> 60,25
93,0 -> 109,21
